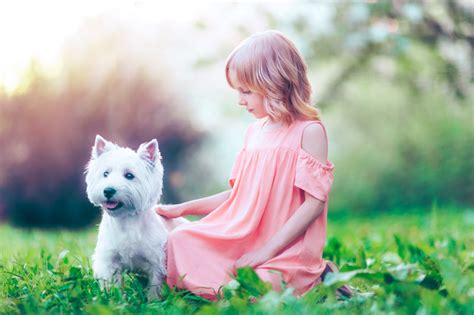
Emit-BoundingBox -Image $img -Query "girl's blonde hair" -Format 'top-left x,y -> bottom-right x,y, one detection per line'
225,30 -> 320,125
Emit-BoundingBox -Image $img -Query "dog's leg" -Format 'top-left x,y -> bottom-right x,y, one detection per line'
93,257 -> 117,290
147,270 -> 165,300
114,271 -> 123,287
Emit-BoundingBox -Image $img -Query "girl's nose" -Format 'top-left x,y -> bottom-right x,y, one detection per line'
238,96 -> 247,106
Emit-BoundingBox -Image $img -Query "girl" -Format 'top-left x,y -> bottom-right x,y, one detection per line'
157,30 -> 350,300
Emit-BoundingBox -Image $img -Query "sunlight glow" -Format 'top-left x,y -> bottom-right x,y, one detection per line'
0,0 -> 256,95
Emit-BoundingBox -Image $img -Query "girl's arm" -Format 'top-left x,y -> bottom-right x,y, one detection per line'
265,194 -> 324,256
157,189 -> 232,218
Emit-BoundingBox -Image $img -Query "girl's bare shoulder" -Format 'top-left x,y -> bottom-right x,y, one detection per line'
301,121 -> 328,164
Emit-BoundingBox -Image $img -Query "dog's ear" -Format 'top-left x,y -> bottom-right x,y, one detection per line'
137,139 -> 162,166
92,135 -> 114,159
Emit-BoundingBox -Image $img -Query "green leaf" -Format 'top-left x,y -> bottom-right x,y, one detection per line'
357,246 -> 368,268
436,258 -> 468,298
382,252 -> 403,265
58,249 -> 69,262
235,267 -> 272,297
394,235 -> 407,260
323,269 -> 360,286
386,263 -> 419,281
67,266 -> 83,280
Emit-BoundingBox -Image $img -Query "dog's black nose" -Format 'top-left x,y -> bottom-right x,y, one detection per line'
103,187 -> 116,199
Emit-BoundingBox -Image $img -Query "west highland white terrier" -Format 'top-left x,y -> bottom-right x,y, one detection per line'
85,135 -> 185,299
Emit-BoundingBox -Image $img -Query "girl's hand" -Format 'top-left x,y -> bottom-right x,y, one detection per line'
234,247 -> 274,271
155,204 -> 183,218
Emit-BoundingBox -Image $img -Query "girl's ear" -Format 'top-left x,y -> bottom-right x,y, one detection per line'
137,139 -> 162,166
92,135 -> 114,159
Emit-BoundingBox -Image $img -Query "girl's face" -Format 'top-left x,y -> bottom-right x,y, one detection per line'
228,69 -> 267,119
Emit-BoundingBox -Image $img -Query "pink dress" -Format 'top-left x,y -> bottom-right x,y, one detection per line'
166,119 -> 334,300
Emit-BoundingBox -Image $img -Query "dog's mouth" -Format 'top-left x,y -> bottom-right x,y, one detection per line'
103,201 -> 124,211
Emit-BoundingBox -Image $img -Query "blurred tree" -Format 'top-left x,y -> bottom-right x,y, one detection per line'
295,0 -> 474,211
0,18 -> 203,228
307,0 -> 473,106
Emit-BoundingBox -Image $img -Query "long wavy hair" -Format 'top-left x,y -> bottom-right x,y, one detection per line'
225,30 -> 320,125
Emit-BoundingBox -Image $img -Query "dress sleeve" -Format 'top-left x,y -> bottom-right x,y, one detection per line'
294,148 -> 335,202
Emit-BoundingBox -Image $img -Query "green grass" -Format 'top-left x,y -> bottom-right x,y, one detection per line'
1,206 -> 473,314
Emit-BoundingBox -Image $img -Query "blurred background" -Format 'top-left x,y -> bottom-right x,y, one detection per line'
0,0 -> 472,229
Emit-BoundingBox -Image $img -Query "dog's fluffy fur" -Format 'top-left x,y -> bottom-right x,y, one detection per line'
85,135 -> 169,299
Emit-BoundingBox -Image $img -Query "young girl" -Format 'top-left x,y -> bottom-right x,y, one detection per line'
157,30 -> 349,300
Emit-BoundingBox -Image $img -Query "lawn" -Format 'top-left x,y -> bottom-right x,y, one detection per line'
1,206 -> 472,314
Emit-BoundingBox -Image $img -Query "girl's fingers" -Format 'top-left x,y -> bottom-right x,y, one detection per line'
156,205 -> 173,216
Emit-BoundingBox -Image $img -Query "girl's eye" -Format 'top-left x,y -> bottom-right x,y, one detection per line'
103,171 -> 109,177
239,88 -> 251,95
124,173 -> 135,180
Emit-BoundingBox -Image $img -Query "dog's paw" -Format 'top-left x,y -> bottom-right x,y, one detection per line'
93,269 -> 117,291
146,286 -> 162,301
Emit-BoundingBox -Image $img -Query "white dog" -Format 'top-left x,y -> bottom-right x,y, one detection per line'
85,135 -> 185,299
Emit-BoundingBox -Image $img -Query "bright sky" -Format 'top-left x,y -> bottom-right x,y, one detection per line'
0,1 -> 94,93
0,0 -> 283,95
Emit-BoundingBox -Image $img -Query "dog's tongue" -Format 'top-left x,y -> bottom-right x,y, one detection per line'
105,201 -> 119,209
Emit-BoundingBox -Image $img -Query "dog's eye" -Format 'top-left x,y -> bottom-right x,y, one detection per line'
103,171 -> 109,177
124,173 -> 135,180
